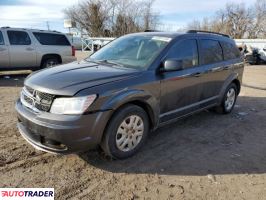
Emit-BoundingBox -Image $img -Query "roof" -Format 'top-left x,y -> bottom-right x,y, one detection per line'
0,27 -> 63,34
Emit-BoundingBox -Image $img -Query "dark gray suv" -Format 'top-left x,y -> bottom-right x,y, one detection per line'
16,30 -> 244,159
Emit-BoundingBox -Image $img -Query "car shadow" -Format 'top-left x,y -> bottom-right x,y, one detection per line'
79,96 -> 266,176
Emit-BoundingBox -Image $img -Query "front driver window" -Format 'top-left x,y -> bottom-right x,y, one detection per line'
166,39 -> 199,69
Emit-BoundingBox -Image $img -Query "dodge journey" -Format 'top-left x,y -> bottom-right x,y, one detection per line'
16,30 -> 244,159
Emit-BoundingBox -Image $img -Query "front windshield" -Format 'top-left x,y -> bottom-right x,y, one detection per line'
87,35 -> 172,70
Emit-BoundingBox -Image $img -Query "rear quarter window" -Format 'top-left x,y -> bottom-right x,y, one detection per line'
221,41 -> 241,60
33,32 -> 70,46
200,39 -> 223,65
0,31 -> 4,45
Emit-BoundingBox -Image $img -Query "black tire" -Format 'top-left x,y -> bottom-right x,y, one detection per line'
41,58 -> 59,68
101,104 -> 149,159
215,83 -> 238,114
255,57 -> 261,65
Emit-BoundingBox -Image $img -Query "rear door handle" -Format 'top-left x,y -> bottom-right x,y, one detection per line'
26,47 -> 35,51
193,72 -> 202,77
224,66 -> 231,70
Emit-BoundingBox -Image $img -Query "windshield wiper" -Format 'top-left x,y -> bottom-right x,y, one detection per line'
105,60 -> 124,67
87,59 -> 132,69
95,59 -> 124,67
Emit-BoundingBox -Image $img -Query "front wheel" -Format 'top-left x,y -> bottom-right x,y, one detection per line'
216,83 -> 238,114
101,105 -> 149,159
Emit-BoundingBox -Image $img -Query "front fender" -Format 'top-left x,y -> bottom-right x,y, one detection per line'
100,89 -> 160,129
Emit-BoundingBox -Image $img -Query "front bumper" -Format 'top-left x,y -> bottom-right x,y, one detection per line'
15,99 -> 111,154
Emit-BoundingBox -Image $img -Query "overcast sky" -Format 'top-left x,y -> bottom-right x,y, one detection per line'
0,0 -> 257,33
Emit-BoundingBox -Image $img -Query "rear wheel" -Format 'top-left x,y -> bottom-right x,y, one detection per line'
215,83 -> 238,114
41,57 -> 59,68
101,105 -> 149,159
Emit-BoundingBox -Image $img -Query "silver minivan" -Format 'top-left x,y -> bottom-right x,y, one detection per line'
0,27 -> 76,69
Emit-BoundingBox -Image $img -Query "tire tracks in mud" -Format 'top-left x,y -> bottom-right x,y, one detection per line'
0,153 -> 57,173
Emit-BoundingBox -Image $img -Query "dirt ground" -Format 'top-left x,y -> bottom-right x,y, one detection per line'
0,64 -> 266,200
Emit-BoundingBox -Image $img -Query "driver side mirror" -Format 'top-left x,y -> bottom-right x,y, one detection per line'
161,60 -> 183,72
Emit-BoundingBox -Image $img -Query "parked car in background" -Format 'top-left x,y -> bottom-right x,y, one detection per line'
16,30 -> 244,159
239,44 -> 266,65
245,48 -> 261,65
0,27 -> 76,70
258,46 -> 266,63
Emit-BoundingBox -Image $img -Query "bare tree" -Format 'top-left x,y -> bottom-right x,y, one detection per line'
187,19 -> 201,30
224,3 -> 253,38
64,0 -> 109,37
186,1 -> 265,39
64,0 -> 158,37
248,0 -> 266,38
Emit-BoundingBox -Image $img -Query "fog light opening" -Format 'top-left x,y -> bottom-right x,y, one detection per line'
41,136 -> 67,150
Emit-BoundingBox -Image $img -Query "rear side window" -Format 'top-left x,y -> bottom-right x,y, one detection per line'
7,31 -> 31,45
0,31 -> 4,45
200,39 -> 223,65
33,32 -> 70,46
221,42 -> 241,60
166,39 -> 199,69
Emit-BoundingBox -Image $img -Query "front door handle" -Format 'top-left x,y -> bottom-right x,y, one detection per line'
26,47 -> 35,51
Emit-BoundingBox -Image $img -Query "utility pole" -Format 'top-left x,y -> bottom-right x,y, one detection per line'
46,21 -> 50,31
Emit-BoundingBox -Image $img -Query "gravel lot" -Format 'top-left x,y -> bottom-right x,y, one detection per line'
0,64 -> 266,200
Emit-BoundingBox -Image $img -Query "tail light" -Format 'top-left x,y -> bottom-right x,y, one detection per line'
71,46 -> 75,57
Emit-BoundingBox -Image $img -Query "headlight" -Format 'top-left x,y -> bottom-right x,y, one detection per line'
50,94 -> 97,115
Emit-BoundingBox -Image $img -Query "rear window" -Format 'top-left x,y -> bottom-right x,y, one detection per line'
7,30 -> 31,45
221,42 -> 241,60
200,39 -> 223,65
33,32 -> 70,46
0,31 -> 4,45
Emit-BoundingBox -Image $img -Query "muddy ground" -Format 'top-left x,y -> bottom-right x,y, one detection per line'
0,65 -> 266,200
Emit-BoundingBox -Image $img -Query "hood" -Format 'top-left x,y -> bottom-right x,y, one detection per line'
25,61 -> 141,96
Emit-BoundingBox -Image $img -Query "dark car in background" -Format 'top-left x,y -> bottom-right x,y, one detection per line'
16,30 -> 244,159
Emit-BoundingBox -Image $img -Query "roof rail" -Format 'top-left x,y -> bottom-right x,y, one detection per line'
1,26 -> 10,29
187,30 -> 230,38
144,29 -> 161,32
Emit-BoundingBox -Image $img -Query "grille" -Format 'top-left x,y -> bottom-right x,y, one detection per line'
21,86 -> 55,112
36,91 -> 54,104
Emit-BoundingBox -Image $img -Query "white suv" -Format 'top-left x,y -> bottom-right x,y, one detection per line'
0,27 -> 76,69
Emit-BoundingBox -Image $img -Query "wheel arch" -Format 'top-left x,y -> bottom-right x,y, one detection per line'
232,79 -> 241,94
101,90 -> 160,133
40,54 -> 62,67
218,73 -> 241,103
118,100 -> 156,130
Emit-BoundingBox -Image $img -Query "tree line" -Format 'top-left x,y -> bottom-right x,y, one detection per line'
186,0 -> 266,39
65,0 -> 265,39
64,0 -> 158,37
